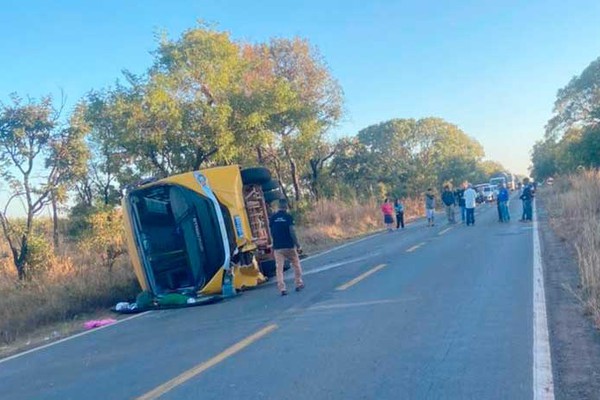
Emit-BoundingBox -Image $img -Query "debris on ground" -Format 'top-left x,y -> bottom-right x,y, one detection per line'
83,319 -> 117,330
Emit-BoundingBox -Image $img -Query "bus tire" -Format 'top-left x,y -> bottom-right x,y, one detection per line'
241,167 -> 271,185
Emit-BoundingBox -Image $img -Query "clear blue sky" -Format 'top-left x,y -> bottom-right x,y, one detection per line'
2,0 -> 600,175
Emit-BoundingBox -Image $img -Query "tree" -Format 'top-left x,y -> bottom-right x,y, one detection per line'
261,38 -> 344,201
76,92 -> 131,207
337,118 -> 485,198
0,95 -> 88,278
478,160 -> 505,177
411,118 -> 484,190
546,56 -> 600,139
83,25 -> 251,180
79,208 -> 126,271
533,55 -> 600,178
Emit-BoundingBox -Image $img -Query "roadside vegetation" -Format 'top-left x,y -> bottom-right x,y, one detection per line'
544,171 -> 600,326
0,23 -> 506,347
531,56 -> 600,180
531,55 -> 600,327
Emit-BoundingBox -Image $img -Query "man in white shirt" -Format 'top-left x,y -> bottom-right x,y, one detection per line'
463,184 -> 477,226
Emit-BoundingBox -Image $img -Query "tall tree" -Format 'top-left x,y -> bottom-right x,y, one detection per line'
262,38 -> 344,201
0,95 -> 88,278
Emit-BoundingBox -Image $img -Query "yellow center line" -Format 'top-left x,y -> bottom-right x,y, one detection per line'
336,264 -> 387,291
438,227 -> 453,235
406,242 -> 426,253
136,324 -> 278,400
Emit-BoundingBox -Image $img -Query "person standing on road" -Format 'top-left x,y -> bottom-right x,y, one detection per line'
463,184 -> 477,226
425,188 -> 436,227
441,185 -> 456,224
497,183 -> 510,222
394,198 -> 405,230
455,184 -> 466,223
269,199 -> 304,296
381,198 -> 394,232
520,178 -> 534,222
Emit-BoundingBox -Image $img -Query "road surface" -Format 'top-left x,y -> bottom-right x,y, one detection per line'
0,200 -> 547,400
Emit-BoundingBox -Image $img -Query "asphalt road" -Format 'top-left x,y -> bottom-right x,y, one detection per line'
0,200 -> 539,400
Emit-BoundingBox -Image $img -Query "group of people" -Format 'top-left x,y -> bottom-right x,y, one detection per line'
380,178 -> 537,230
381,198 -> 406,232
270,179 -> 536,297
439,183 -> 478,226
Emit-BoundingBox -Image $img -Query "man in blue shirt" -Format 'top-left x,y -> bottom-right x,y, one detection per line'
497,183 -> 510,222
269,199 -> 304,296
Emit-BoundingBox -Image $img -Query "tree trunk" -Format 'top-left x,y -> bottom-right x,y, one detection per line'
52,191 -> 59,250
289,157 -> 300,202
283,147 -> 301,202
15,237 -> 28,280
308,159 -> 318,200
272,157 -> 290,203
256,146 -> 264,165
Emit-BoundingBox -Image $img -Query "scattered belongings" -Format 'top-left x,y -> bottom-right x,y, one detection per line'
83,319 -> 117,330
111,291 -> 223,314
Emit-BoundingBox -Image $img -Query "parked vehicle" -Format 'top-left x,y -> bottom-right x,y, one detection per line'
489,176 -> 506,188
490,172 -> 516,191
481,185 -> 496,202
474,184 -> 487,204
122,165 -> 285,297
474,183 -> 495,203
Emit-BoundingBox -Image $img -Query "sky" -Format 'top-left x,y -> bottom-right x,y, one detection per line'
1,0 -> 600,177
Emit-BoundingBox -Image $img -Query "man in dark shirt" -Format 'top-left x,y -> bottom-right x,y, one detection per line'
520,178 -> 535,222
455,185 -> 466,224
441,185 -> 456,224
269,199 -> 304,296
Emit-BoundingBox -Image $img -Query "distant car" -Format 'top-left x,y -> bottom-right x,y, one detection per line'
474,184 -> 495,203
481,185 -> 496,202
474,184 -> 487,204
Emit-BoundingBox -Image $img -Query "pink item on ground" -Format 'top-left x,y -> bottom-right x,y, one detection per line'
84,319 -> 117,330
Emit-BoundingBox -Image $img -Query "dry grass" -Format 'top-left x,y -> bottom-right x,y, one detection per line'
545,170 -> 600,326
0,243 -> 139,346
297,197 -> 423,254
0,197 -> 424,350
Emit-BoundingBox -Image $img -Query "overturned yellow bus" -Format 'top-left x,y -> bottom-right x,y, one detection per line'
122,165 -> 284,298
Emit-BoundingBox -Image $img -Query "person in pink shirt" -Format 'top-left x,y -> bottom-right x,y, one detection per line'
381,198 -> 394,232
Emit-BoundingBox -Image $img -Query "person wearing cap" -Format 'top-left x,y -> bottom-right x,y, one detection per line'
269,199 -> 305,296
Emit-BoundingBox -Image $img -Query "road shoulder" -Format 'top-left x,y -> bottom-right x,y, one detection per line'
537,196 -> 600,399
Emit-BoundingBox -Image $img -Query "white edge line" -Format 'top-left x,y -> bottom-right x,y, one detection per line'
532,200 -> 555,400
0,311 -> 150,364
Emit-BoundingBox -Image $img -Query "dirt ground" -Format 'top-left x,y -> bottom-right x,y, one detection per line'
537,196 -> 600,399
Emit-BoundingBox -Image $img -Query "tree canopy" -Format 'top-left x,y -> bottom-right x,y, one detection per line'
330,118 -> 487,197
532,55 -> 600,180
